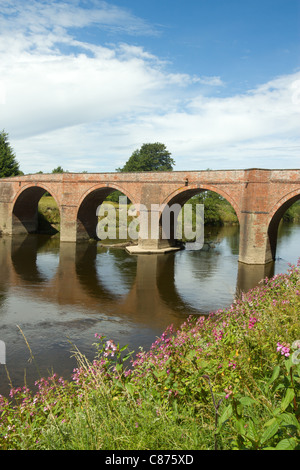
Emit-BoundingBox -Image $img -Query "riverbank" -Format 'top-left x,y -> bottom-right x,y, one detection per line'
37,194 -> 240,237
0,260 -> 299,450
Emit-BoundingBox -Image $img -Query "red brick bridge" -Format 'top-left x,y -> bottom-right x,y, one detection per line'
0,168 -> 299,264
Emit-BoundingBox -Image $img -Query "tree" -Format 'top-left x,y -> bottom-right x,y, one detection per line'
0,130 -> 21,177
117,143 -> 175,172
190,191 -> 237,225
52,166 -> 64,173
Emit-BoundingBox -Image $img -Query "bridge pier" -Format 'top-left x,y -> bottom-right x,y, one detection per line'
59,205 -> 78,242
0,201 -> 13,236
126,200 -> 181,254
238,212 -> 273,265
127,241 -> 180,254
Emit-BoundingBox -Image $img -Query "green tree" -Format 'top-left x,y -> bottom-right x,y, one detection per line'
283,200 -> 300,222
190,191 -> 237,225
106,143 -> 174,202
52,166 -> 64,173
117,143 -> 175,172
0,130 -> 21,177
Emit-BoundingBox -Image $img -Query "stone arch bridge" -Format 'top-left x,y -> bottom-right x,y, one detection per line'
0,168 -> 299,265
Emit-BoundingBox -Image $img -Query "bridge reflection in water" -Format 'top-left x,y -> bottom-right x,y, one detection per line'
0,232 -> 275,395
7,234 -> 275,318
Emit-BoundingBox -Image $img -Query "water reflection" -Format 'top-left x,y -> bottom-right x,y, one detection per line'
0,222 -> 299,396
11,236 -> 58,284
236,262 -> 275,294
5,229 -> 280,319
276,221 -> 300,265
76,244 -> 130,303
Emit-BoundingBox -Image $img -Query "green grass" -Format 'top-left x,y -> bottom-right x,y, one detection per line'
37,196 -> 136,238
37,194 -> 239,237
1,261 -> 299,450
38,196 -> 299,241
38,195 -> 60,233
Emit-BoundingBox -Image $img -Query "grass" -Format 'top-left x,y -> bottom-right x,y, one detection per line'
37,194 -> 239,239
37,196 -> 136,239
0,260 -> 299,450
38,195 -> 60,233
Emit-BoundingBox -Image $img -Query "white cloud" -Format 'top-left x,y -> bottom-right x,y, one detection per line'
93,71 -> 299,170
2,48 -> 164,138
0,0 -> 158,41
0,0 -> 299,173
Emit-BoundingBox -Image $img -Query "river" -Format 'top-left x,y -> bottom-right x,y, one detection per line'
0,222 -> 299,396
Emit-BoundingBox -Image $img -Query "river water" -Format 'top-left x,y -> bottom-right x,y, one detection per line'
0,222 -> 299,396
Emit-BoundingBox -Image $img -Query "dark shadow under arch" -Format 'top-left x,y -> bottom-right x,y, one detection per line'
268,194 -> 300,260
77,187 -> 132,241
11,235 -> 59,283
12,186 -> 60,235
159,187 -> 239,248
75,243 -> 137,303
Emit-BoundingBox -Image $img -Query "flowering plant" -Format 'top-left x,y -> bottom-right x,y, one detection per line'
217,339 -> 300,450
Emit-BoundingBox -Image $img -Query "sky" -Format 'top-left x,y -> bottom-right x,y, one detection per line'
0,0 -> 299,174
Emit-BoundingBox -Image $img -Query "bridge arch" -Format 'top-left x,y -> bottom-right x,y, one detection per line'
161,184 -> 241,220
77,183 -> 136,241
158,184 -> 240,247
12,184 -> 60,235
267,188 -> 300,260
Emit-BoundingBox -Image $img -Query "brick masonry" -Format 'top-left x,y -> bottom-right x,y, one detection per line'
0,168 -> 299,264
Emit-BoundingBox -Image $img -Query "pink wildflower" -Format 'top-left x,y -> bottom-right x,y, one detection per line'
248,317 -> 258,329
224,386 -> 233,399
104,339 -> 118,357
276,342 -> 290,357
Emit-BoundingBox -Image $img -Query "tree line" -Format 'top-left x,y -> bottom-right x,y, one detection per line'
0,131 -> 174,177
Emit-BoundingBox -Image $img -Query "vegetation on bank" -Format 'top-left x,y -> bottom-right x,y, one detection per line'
283,201 -> 300,222
0,261 -> 299,450
38,193 -> 300,243
38,196 -> 60,234
183,191 -> 238,226
37,191 -> 239,236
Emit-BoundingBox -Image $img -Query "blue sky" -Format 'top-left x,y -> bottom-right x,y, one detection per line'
111,0 -> 299,90
0,0 -> 299,173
